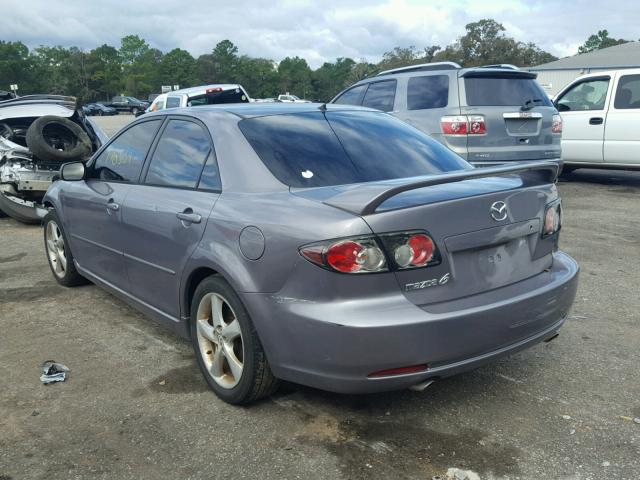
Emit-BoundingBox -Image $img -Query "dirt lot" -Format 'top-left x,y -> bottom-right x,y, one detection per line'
1,115 -> 639,479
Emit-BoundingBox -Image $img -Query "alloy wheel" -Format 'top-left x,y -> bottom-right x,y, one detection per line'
46,220 -> 67,278
195,293 -> 245,389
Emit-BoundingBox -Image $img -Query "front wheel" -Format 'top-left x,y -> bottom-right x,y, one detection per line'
43,211 -> 88,287
190,275 -> 279,404
131,107 -> 139,115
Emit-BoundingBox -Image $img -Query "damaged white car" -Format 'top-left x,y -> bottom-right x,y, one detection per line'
0,95 -> 107,223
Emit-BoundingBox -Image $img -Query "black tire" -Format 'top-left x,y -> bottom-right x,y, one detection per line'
98,110 -> 103,116
43,210 -> 88,287
26,116 -> 92,163
190,275 -> 279,404
131,107 -> 139,115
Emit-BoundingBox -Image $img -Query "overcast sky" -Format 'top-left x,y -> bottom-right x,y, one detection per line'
3,0 -> 638,68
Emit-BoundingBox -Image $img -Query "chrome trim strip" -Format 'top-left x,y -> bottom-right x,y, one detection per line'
124,252 -> 176,275
70,233 -> 121,255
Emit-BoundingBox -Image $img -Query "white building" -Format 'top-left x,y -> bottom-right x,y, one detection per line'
526,42 -> 640,97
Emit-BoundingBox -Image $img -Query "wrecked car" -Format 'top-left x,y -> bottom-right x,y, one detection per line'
0,95 -> 107,223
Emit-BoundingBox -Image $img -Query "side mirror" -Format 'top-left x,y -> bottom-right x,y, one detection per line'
60,162 -> 86,181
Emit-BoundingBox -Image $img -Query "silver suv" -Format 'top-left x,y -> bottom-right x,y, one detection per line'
331,62 -> 562,165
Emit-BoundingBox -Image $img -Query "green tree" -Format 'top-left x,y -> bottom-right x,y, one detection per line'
160,48 -> 196,89
433,19 -> 556,67
312,57 -> 356,101
277,56 -> 312,98
86,44 -> 121,101
236,56 -> 279,97
578,30 -> 629,54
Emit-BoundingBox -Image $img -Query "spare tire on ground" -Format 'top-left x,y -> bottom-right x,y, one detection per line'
25,116 -> 92,163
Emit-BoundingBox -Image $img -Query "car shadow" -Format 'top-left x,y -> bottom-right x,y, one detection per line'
560,168 -> 640,188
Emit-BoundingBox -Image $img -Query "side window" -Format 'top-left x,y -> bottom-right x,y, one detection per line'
90,120 -> 161,182
614,74 -> 640,109
333,84 -> 367,106
556,78 -> 609,111
362,80 -> 397,112
407,75 -> 449,110
144,119 -> 211,189
198,152 -> 222,191
166,96 -> 181,109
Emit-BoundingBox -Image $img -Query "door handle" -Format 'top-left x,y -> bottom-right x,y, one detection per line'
176,209 -> 202,225
106,199 -> 119,214
589,117 -> 603,125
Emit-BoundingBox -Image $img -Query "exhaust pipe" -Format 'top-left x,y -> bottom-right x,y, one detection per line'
544,332 -> 560,343
408,379 -> 434,392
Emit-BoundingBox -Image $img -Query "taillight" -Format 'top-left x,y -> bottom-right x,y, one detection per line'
299,231 -> 441,274
301,237 -> 387,274
441,115 -> 486,136
552,114 -> 562,134
543,200 -> 562,236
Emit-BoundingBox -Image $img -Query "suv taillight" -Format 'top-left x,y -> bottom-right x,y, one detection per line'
552,114 -> 562,134
300,231 -> 441,274
441,115 -> 486,136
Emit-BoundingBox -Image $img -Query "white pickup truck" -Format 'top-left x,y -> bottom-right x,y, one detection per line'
554,68 -> 640,171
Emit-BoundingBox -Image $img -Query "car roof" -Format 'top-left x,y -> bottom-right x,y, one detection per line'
144,102 -> 378,119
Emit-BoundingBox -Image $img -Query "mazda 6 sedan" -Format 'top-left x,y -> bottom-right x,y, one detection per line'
42,103 -> 579,404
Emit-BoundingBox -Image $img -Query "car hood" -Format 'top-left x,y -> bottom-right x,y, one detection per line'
0,102 -> 75,122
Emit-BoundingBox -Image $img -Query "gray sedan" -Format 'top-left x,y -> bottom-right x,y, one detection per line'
42,104 -> 579,404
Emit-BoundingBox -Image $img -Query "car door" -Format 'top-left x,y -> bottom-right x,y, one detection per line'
603,72 -> 640,165
121,117 -> 220,318
61,119 -> 163,288
555,76 -> 612,164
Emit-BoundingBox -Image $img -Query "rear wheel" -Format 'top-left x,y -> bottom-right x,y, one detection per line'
190,275 -> 279,404
43,211 -> 87,287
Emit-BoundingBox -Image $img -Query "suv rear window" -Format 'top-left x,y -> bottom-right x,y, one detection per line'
465,76 -> 552,107
239,111 -> 469,188
407,75 -> 449,110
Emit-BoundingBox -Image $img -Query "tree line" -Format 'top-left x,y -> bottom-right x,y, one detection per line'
0,19 -> 629,103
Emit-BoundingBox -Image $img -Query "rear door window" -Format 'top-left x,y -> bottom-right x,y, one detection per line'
465,76 -> 552,107
166,96 -> 181,109
614,74 -> 640,109
90,120 -> 162,182
238,111 -> 469,188
556,78 -> 610,111
333,84 -> 367,106
144,119 -> 212,189
407,75 -> 449,110
362,80 -> 397,112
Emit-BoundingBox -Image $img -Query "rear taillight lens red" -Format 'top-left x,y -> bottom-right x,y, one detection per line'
551,114 -> 562,134
543,200 -> 562,236
300,230 -> 440,274
441,115 -> 486,136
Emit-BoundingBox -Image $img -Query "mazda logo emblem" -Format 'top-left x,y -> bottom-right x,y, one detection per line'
490,201 -> 508,221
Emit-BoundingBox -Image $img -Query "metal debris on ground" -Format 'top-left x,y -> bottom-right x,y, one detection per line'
40,360 -> 70,384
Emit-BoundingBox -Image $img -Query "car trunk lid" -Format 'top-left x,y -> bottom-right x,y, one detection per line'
310,162 -> 560,306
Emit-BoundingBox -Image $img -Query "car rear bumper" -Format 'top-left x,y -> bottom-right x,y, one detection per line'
243,251 -> 579,394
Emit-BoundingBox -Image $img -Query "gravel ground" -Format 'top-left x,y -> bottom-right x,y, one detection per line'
1,114 -> 638,479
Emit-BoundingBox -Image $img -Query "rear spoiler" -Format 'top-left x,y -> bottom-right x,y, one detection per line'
323,161 -> 560,215
461,69 -> 537,79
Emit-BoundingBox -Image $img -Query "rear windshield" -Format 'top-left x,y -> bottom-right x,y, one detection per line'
465,76 -> 552,107
189,89 -> 249,106
239,111 -> 470,188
